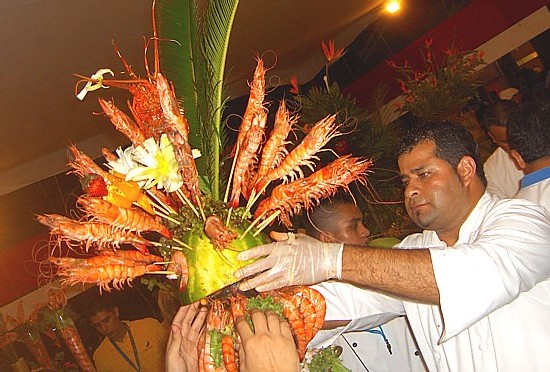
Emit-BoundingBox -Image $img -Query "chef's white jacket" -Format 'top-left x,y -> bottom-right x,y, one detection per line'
313,193 -> 550,371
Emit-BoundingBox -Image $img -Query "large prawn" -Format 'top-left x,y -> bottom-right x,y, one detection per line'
254,155 -> 372,227
266,292 -> 308,361
254,114 -> 340,194
277,286 -> 326,342
249,101 -> 296,196
77,196 -> 172,238
37,214 -> 152,254
156,73 -> 202,208
98,98 -> 147,147
229,110 -> 268,207
50,256 -> 161,293
228,58 -> 267,208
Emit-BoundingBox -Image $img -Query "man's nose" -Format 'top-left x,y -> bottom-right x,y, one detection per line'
360,224 -> 370,238
404,180 -> 420,199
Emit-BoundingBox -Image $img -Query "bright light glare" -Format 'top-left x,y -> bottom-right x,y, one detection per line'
385,1 -> 401,13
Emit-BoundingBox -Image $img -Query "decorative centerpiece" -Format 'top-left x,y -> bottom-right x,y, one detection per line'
38,1 -> 371,369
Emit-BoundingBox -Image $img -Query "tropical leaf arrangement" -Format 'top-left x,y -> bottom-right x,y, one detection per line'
389,38 -> 485,121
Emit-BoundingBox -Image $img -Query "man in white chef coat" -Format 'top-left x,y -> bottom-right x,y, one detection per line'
235,121 -> 550,372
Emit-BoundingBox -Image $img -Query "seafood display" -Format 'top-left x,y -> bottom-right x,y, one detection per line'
198,285 -> 326,369
42,53 -> 371,301
37,4 -> 372,367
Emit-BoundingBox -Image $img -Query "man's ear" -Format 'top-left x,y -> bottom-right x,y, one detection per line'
319,231 -> 333,243
457,156 -> 477,186
113,306 -> 120,319
509,149 -> 526,171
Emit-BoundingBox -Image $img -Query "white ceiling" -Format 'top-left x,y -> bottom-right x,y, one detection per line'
0,0 -> 383,196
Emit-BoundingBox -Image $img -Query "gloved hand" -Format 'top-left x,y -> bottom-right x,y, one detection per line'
234,233 -> 343,292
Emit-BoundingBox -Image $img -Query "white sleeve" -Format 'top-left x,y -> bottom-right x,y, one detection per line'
430,200 -> 550,341
309,281 -> 405,347
484,154 -> 507,199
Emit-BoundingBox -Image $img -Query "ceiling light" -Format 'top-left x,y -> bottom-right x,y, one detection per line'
385,0 -> 401,14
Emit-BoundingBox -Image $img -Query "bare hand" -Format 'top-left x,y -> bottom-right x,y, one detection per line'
236,310 -> 300,372
165,302 -> 208,372
234,233 -> 343,291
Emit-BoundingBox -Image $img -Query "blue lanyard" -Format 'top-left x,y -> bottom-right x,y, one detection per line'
109,324 -> 141,371
366,325 -> 392,354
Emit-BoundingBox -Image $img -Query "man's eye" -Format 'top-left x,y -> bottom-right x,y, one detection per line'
419,172 -> 429,178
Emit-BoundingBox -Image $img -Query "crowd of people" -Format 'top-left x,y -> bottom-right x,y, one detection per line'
84,99 -> 550,372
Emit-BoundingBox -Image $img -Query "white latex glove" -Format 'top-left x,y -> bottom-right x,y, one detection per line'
234,233 -> 343,292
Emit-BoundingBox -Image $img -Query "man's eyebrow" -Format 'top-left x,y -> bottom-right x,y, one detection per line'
401,166 -> 426,177
92,314 -> 110,325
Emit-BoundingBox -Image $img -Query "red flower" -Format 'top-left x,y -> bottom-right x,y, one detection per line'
424,38 -> 433,48
289,75 -> 299,94
386,59 -> 397,68
321,40 -> 346,65
443,47 -> 457,56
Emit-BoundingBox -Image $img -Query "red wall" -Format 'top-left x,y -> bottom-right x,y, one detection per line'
344,0 -> 550,106
0,234 -> 51,306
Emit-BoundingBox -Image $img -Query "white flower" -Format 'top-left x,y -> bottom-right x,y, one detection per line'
106,146 -> 139,176
126,135 -> 184,193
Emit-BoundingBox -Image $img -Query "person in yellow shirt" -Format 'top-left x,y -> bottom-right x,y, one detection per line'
89,295 -> 168,372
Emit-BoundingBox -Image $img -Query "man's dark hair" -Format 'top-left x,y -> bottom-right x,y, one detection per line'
507,102 -> 550,164
88,295 -> 117,318
302,193 -> 356,239
482,100 -> 519,132
397,121 -> 487,186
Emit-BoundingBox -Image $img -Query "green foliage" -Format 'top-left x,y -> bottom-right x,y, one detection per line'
156,0 -> 238,200
304,346 -> 350,372
293,79 -> 408,237
391,42 -> 484,121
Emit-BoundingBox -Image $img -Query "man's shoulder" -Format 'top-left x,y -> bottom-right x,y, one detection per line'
127,317 -> 162,333
93,337 -> 111,360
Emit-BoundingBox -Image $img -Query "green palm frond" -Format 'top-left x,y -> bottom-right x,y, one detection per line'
155,0 -> 199,146
155,0 -> 238,200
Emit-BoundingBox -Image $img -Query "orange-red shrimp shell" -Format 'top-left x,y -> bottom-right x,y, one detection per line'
254,155 -> 372,227
50,257 -> 161,293
167,251 -> 189,292
255,114 -> 339,192
98,98 -> 147,147
204,215 -> 238,250
229,110 -> 268,207
37,214 -> 152,253
250,101 -> 296,195
77,196 -> 172,238
222,334 -> 238,372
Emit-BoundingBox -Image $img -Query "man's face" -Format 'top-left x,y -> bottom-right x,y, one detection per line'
324,203 -> 370,245
90,308 -> 122,338
488,125 -> 510,153
398,141 -> 468,235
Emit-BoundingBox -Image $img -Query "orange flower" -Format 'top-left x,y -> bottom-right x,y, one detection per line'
289,75 -> 299,94
321,40 -> 346,65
